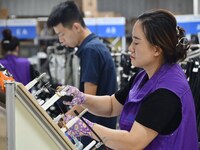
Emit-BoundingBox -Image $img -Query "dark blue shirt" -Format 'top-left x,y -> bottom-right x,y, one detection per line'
76,33 -> 117,96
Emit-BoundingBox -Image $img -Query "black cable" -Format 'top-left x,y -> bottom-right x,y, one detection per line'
73,110 -> 107,149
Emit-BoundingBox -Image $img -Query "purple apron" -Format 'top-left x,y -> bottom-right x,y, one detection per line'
0,54 -> 31,85
119,63 -> 199,150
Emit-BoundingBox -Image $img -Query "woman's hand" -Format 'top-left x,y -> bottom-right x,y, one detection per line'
58,85 -> 86,106
59,114 -> 94,138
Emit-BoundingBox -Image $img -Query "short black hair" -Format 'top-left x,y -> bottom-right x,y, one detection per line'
47,1 -> 86,28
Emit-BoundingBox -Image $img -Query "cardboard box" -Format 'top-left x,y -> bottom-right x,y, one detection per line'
74,0 -> 121,18
96,11 -> 121,17
82,0 -> 97,12
0,8 -> 8,19
82,0 -> 98,17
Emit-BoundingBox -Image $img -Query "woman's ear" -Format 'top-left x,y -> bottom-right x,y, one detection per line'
154,46 -> 162,56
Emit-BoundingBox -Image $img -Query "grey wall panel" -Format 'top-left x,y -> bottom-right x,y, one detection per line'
98,0 -> 193,18
1,0 -> 66,16
157,0 -> 193,15
0,0 -> 194,18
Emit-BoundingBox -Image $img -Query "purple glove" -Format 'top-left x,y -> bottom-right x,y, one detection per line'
64,85 -> 86,106
57,114 -> 74,128
63,114 -> 94,138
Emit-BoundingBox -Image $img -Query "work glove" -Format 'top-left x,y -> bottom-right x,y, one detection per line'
58,85 -> 86,106
57,114 -> 74,128
59,114 -> 94,138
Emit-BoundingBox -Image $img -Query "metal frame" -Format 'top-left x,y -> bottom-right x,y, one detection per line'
5,81 -> 16,150
5,82 -> 76,150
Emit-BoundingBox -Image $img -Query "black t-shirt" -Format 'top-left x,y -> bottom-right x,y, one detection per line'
115,74 -> 182,135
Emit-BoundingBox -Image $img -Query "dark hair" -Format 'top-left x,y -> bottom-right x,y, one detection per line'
1,28 -> 20,52
137,9 -> 189,64
47,1 -> 86,29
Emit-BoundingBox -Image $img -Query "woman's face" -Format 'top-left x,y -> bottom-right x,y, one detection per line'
128,20 -> 160,69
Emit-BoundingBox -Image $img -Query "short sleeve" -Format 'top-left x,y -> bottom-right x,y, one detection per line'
115,74 -> 137,105
135,89 -> 182,135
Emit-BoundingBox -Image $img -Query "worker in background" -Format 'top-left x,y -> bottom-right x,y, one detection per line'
0,28 -> 34,85
47,1 -> 118,148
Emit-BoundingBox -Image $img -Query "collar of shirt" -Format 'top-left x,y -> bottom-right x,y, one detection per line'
75,33 -> 97,57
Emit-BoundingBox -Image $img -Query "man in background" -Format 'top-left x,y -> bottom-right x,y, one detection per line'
47,1 -> 118,148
